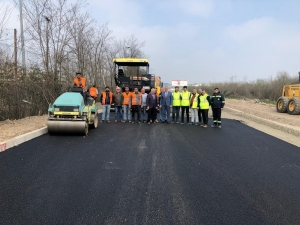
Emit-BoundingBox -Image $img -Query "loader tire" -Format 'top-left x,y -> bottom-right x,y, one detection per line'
276,97 -> 288,113
287,98 -> 300,115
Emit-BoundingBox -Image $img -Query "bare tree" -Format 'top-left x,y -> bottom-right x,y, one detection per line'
0,2 -> 12,41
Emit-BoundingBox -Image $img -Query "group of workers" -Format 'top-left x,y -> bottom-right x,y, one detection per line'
73,72 -> 225,128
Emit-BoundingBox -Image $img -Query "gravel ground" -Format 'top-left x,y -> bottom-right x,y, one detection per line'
224,98 -> 300,127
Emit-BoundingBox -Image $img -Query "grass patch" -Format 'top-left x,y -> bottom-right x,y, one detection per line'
259,99 -> 276,105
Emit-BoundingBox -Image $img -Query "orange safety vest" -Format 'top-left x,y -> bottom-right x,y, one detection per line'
74,77 -> 86,87
122,92 -> 132,105
89,87 -> 98,98
101,92 -> 113,105
131,92 -> 142,106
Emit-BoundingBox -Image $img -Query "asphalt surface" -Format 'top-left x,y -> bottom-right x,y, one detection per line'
1,115 -> 300,225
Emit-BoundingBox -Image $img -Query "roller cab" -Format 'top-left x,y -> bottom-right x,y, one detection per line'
47,92 -> 98,135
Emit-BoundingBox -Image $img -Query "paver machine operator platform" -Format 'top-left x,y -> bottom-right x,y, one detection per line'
113,58 -> 161,94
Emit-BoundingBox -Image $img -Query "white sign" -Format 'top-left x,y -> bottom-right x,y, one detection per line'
172,80 -> 188,86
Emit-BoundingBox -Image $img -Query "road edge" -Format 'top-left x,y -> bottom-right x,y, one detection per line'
0,127 -> 48,152
225,107 -> 300,136
223,107 -> 300,147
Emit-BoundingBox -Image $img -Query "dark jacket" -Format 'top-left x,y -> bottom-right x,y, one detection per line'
113,92 -> 124,106
210,92 -> 225,108
146,93 -> 158,108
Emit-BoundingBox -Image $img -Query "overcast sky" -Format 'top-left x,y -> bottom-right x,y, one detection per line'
3,0 -> 300,84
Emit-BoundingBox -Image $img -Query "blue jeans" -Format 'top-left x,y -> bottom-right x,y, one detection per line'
123,105 -> 131,121
115,106 -> 122,121
140,106 -> 147,121
161,105 -> 171,122
102,105 -> 111,121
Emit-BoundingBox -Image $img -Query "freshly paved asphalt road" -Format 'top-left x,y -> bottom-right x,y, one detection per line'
1,115 -> 300,224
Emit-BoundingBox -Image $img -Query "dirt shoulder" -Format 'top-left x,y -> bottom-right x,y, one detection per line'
0,100 -> 299,147
0,115 -> 48,142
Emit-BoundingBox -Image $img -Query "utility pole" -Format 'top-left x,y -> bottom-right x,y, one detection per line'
14,29 -> 17,79
44,16 -> 50,78
14,28 -> 19,119
19,0 -> 26,82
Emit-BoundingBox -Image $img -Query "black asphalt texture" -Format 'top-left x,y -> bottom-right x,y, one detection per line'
1,115 -> 300,225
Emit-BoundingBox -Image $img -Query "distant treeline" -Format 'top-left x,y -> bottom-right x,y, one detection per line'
190,72 -> 296,101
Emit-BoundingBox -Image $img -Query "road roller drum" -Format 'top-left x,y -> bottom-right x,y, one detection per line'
47,120 -> 88,135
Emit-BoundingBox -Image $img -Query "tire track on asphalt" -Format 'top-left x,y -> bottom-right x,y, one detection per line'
104,124 -> 198,225
104,124 -> 151,224
142,125 -> 198,225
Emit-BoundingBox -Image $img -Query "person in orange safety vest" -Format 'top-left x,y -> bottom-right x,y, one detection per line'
74,72 -> 87,90
89,85 -> 98,99
100,86 -> 113,122
73,72 -> 87,104
122,86 -> 132,123
131,87 -> 142,124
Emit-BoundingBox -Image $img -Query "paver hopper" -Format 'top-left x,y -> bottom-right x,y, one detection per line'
47,89 -> 98,135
